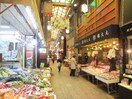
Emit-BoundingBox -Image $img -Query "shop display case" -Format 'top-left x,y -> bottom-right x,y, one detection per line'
0,66 -> 56,99
81,65 -> 119,93
118,36 -> 132,98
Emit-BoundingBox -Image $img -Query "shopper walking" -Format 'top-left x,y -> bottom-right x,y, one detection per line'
70,55 -> 77,77
51,54 -> 55,64
57,59 -> 62,72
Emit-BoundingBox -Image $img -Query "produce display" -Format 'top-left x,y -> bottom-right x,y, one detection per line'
125,64 -> 132,75
0,67 -> 17,79
121,78 -> 129,85
0,66 -> 56,99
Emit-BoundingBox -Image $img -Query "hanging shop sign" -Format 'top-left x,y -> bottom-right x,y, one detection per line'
121,22 -> 132,36
44,2 -> 53,16
75,25 -> 119,48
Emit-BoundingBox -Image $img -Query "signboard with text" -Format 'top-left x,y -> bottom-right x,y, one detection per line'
75,25 -> 119,48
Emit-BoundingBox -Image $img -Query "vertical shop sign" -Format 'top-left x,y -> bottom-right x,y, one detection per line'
44,2 -> 53,16
26,51 -> 33,67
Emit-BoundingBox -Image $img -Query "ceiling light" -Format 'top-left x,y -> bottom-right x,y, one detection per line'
61,36 -> 64,40
81,3 -> 88,13
69,15 -> 71,17
26,6 -> 37,30
47,25 -> 52,30
60,0 -> 65,3
0,25 -> 10,28
66,29 -> 70,34
127,49 -> 131,53
74,4 -> 77,7
113,41 -> 116,44
116,43 -> 119,46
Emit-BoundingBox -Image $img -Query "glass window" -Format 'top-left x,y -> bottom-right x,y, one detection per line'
9,42 -> 14,51
127,36 -> 132,64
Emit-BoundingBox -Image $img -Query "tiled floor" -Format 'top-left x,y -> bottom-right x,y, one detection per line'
51,61 -> 117,99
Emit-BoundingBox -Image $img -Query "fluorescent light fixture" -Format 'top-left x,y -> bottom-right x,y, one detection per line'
0,35 -> 19,39
31,39 -> 37,45
38,32 -> 43,40
42,40 -> 44,44
66,29 -> 70,34
0,31 -> 19,35
0,25 -> 10,28
26,6 -> 37,30
81,3 -> 88,13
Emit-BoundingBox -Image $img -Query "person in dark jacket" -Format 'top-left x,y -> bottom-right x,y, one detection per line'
78,54 -> 82,64
57,59 -> 62,72
84,53 -> 89,64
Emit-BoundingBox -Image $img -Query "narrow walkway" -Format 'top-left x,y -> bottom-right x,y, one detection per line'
51,61 -> 114,99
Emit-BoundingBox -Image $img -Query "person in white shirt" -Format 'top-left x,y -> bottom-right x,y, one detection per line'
70,56 -> 77,77
107,48 -> 116,72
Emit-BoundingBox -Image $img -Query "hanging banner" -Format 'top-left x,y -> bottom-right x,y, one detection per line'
44,2 -> 53,16
51,17 -> 69,29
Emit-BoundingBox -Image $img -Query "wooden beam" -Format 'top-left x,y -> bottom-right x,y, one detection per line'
52,2 -> 71,7
0,4 -> 13,14
0,0 -> 31,6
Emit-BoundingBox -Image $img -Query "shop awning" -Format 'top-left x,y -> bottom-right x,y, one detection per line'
0,0 -> 46,45
75,25 -> 120,48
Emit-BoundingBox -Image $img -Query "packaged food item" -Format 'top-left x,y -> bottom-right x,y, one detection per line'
126,64 -> 130,69
121,78 -> 129,85
130,82 -> 132,87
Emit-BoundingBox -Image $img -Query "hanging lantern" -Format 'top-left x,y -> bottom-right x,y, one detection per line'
81,3 -> 88,13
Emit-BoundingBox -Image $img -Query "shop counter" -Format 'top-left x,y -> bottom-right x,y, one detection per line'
81,68 -> 96,83
95,76 -> 119,94
118,83 -> 132,99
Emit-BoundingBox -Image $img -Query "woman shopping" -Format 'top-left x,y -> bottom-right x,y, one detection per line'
70,55 -> 77,77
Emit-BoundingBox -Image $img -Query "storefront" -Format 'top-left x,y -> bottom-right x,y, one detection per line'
75,24 -> 120,64
118,22 -> 132,99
